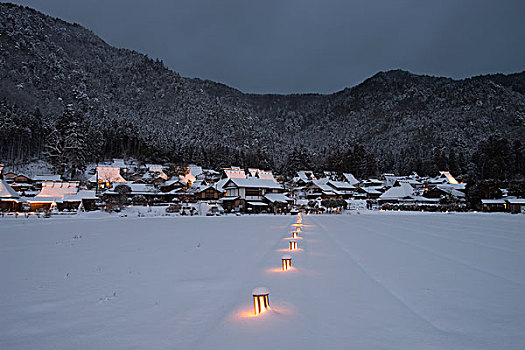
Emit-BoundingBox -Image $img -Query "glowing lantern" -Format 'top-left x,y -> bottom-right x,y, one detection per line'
292,231 -> 298,238
282,255 -> 292,271
289,240 -> 297,251
252,287 -> 270,315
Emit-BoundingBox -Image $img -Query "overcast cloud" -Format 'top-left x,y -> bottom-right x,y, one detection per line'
8,0 -> 525,93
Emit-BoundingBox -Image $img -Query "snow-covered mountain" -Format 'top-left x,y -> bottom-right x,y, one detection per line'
1,3 -> 524,176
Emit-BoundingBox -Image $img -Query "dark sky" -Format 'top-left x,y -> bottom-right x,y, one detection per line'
9,0 -> 525,94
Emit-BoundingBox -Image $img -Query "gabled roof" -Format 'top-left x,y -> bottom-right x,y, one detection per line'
342,173 -> 359,185
264,193 -> 292,203
297,170 -> 314,181
35,181 -> 79,200
0,178 -> 19,198
215,178 -> 229,193
310,178 -> 332,192
188,165 -> 203,177
379,183 -> 414,200
439,171 -> 459,185
223,168 -> 246,179
435,184 -> 465,198
145,165 -> 168,180
89,166 -> 126,183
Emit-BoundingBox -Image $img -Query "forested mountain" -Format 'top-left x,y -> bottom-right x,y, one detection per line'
1,3 -> 524,179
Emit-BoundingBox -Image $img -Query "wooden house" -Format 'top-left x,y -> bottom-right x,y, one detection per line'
221,177 -> 284,213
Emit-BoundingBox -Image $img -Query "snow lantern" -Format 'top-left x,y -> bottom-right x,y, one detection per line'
289,240 -> 297,251
252,287 -> 270,315
292,231 -> 298,239
281,255 -> 292,271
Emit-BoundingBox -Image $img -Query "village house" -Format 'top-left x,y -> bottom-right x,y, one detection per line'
26,181 -> 80,211
505,198 -> 525,214
221,177 -> 284,213
378,182 -> 439,209
88,166 -> 127,190
0,166 -> 21,211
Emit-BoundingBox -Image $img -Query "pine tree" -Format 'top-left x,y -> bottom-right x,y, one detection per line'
44,104 -> 88,179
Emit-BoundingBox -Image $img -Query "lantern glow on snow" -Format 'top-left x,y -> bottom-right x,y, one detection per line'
252,287 -> 270,315
281,255 -> 292,271
289,240 -> 297,251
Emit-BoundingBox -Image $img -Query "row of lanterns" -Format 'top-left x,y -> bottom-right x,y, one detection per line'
252,213 -> 303,315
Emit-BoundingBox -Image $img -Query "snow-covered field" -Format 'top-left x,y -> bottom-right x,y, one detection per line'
1,212 -> 525,349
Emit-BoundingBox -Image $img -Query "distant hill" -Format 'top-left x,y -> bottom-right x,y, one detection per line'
1,3 -> 524,177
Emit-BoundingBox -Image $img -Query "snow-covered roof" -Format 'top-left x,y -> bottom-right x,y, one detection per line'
379,183 -> 414,200
89,166 -> 126,184
361,187 -> 381,195
297,170 -> 314,181
264,193 -> 292,203
144,165 -> 168,180
247,201 -> 268,206
33,174 -> 62,182
481,199 -> 506,204
223,168 -> 246,179
311,179 -> 332,192
252,287 -> 269,295
327,181 -> 355,190
163,177 -> 185,187
62,190 -> 98,202
435,185 -> 465,198
247,168 -> 259,177
505,198 -> 525,204
0,178 -> 19,198
127,183 -> 158,194
37,182 -> 78,199
362,178 -> 384,186
384,175 -> 403,187
214,178 -> 229,193
188,165 -> 203,177
439,171 -> 459,185
224,178 -> 283,190
342,173 -> 359,185
256,170 -> 276,181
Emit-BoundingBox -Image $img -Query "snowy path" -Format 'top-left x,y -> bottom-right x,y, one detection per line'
1,213 -> 525,349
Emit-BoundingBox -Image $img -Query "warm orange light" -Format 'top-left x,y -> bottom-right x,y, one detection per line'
289,240 -> 297,251
282,255 -> 292,271
252,287 -> 270,315
292,231 -> 298,238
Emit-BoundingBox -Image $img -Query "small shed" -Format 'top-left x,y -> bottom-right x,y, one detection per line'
481,199 -> 506,212
505,198 -> 525,214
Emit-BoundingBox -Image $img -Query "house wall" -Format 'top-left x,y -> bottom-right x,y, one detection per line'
509,203 -> 525,214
